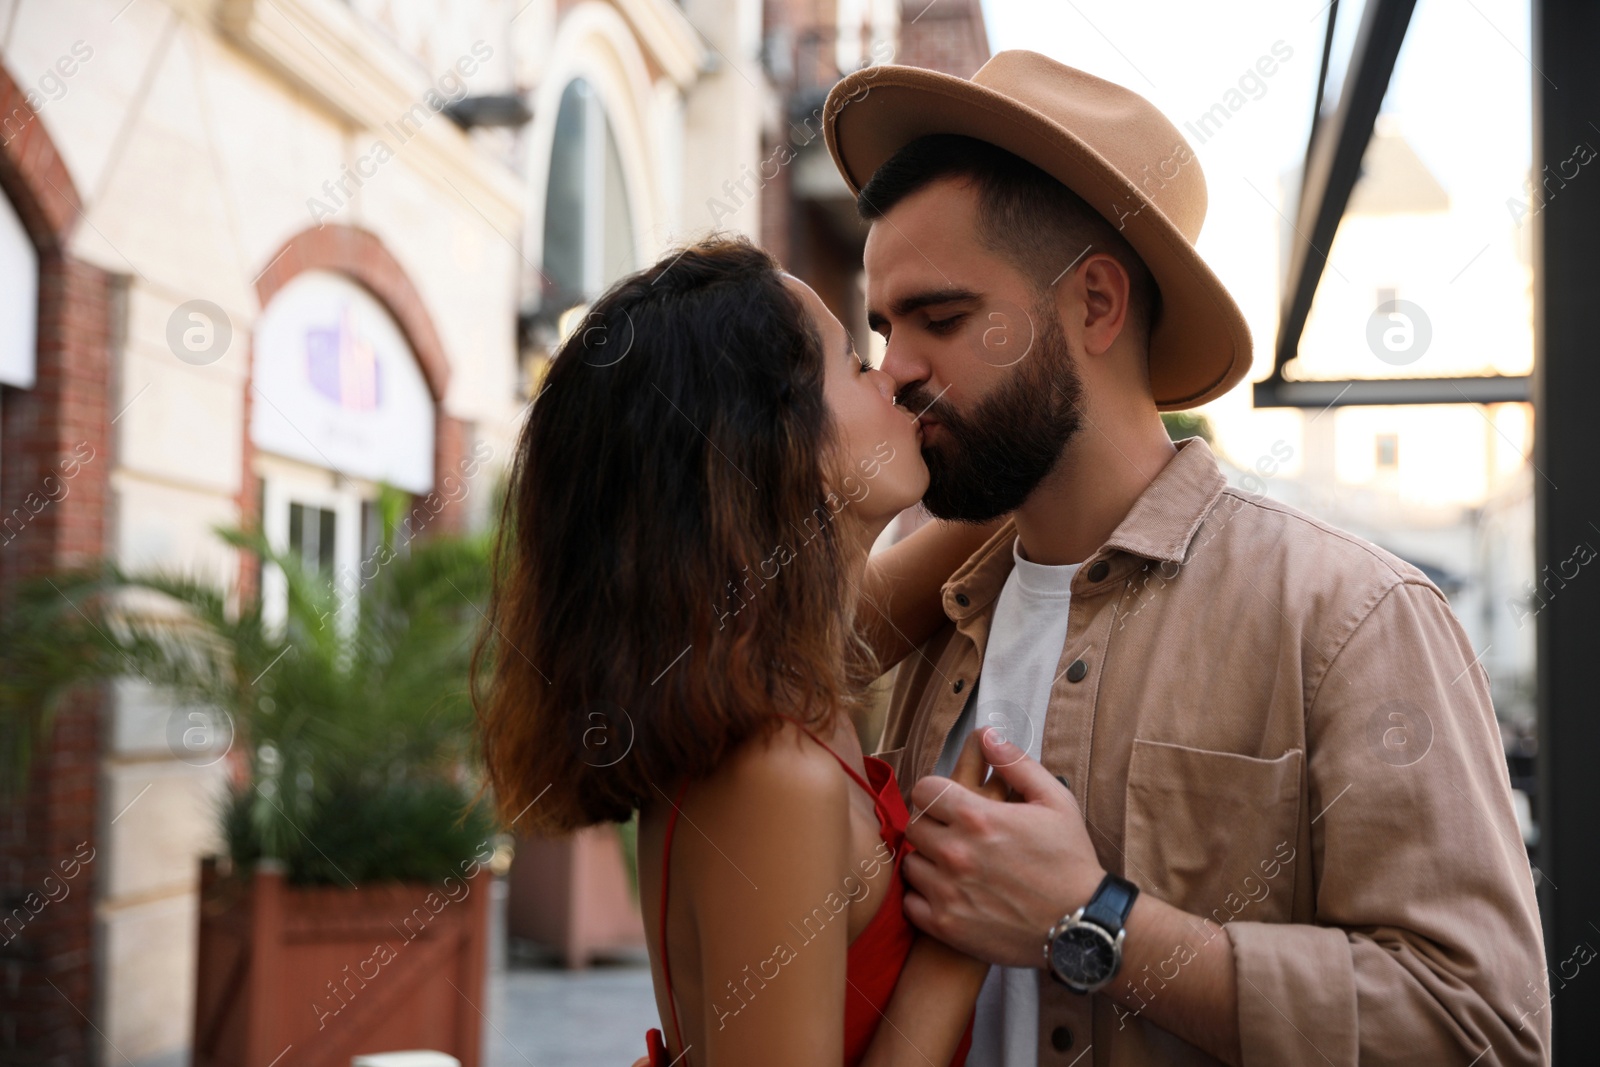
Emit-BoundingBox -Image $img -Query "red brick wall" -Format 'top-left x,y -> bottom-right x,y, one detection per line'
0,62 -> 116,1066
758,133 -> 795,268
894,0 -> 990,77
244,224 -> 468,604
758,0 -> 991,331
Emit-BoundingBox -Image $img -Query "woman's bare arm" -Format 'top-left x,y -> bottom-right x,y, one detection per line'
858,517 -> 1007,669
685,723 -> 859,1065
647,726 -> 1002,1067
858,729 -> 1006,1067
858,934 -> 989,1067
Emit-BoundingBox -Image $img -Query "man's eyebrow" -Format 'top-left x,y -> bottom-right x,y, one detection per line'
866,288 -> 982,330
893,288 -> 980,315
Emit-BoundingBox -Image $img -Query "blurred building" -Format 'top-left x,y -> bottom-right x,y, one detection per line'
0,4 -> 531,1062
1245,115 -> 1537,772
754,0 -> 989,343
0,1 -> 986,1064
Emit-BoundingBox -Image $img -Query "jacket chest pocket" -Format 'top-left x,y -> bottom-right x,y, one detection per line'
1122,739 -> 1303,926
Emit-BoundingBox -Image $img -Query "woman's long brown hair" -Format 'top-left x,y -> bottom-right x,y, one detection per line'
472,237 -> 876,833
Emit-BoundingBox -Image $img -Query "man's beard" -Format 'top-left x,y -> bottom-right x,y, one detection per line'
898,304 -> 1085,522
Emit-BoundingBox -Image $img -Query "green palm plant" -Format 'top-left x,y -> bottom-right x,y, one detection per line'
0,483 -> 496,884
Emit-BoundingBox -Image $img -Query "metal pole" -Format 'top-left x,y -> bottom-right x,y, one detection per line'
1532,0 -> 1600,1058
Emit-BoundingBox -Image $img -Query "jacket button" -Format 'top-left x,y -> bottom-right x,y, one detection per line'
1051,1025 -> 1074,1051
1087,560 -> 1109,582
1065,659 -> 1088,683
955,592 -> 970,607
952,678 -> 965,693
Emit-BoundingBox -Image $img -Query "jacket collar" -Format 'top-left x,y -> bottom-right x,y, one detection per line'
939,435 -> 1229,627
1100,434 -> 1229,566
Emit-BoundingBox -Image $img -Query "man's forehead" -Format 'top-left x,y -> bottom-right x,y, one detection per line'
865,179 -> 976,251
863,243 -> 963,295
862,177 -> 987,297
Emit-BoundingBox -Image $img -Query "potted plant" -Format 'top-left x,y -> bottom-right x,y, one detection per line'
505,813 -> 645,967
0,485 -> 504,1067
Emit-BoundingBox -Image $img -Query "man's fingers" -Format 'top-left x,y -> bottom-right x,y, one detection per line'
950,724 -> 990,789
971,726 -> 1013,801
902,886 -> 936,935
908,772 -> 1006,831
943,727 -> 1011,803
908,727 -> 1020,831
902,848 -> 936,891
985,734 -> 1076,808
908,774 -> 962,822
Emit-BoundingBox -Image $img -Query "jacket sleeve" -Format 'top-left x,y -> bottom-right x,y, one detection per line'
1227,577 -> 1550,1066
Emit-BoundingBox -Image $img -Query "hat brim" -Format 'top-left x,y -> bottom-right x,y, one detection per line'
823,64 -> 1252,411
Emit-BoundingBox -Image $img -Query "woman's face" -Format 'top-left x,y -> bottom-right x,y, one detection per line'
783,275 -> 929,529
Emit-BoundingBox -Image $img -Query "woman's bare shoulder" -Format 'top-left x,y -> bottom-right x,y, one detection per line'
695,714 -> 852,819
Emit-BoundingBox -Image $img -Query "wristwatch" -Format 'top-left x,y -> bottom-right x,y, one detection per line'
1044,873 -> 1140,994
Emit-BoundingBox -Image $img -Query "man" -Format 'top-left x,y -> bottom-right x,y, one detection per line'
824,52 -> 1549,1065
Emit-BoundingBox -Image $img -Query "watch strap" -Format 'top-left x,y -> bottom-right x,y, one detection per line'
1080,872 -> 1139,934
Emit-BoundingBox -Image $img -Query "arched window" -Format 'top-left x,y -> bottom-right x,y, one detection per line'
542,78 -> 635,314
250,270 -> 436,632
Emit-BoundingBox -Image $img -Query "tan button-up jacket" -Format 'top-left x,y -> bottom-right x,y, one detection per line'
879,435 -> 1549,1066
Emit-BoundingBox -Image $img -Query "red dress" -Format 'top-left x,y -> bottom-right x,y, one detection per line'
644,720 -> 975,1066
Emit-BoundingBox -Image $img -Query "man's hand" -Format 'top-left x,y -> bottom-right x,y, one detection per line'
944,719 -> 1012,797
903,729 -> 1243,1062
902,728 -> 1107,968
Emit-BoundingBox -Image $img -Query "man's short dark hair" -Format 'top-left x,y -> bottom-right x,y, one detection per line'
856,134 -> 1162,344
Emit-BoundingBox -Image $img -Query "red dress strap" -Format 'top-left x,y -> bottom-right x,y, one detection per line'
772,713 -> 889,816
652,776 -> 694,1065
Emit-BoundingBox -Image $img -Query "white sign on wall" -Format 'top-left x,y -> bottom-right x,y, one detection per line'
0,191 -> 38,388
250,270 -> 436,493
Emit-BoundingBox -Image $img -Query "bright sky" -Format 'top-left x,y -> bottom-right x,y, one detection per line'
977,0 -> 1536,456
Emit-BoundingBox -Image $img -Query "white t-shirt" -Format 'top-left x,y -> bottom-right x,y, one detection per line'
931,537 -> 1081,1067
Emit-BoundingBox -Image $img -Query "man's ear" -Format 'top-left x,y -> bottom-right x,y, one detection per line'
1062,253 -> 1132,359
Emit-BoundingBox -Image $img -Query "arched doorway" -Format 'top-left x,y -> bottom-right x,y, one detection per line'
244,225 -> 469,608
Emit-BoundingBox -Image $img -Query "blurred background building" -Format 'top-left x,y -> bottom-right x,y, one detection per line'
1267,114 -> 1538,760
0,1 -> 986,1064
3,0 -> 1582,1063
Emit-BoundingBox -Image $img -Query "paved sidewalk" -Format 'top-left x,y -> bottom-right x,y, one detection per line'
485,953 -> 661,1067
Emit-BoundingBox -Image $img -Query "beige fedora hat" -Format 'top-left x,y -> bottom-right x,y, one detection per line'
823,50 -> 1252,411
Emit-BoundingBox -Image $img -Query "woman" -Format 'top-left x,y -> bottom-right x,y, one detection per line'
474,237 -> 1004,1066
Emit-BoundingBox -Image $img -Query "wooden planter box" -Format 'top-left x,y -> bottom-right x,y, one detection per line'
192,857 -> 491,1067
507,825 -> 643,967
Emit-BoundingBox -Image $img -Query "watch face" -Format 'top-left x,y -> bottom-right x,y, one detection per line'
1050,924 -> 1118,987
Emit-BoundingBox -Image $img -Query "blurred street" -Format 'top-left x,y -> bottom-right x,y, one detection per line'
485,950 -> 658,1067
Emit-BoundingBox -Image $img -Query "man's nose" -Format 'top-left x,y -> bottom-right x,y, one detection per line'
878,335 -> 927,395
